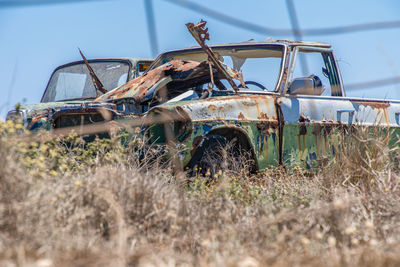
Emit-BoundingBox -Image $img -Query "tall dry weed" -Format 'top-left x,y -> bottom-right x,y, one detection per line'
322,125 -> 400,194
1,120 -> 400,266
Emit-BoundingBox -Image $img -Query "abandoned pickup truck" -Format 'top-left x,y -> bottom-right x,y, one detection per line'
10,21 -> 400,173
5,57 -> 153,130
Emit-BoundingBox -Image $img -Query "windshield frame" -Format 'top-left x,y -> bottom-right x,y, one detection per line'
147,43 -> 287,92
40,58 -> 133,103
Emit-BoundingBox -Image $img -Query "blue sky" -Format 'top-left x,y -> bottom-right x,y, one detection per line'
1,0 -> 400,119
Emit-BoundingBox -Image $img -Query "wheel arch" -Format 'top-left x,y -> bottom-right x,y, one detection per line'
206,126 -> 258,171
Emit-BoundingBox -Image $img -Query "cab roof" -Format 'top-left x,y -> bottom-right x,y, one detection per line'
152,39 -> 330,65
159,39 -> 330,55
54,58 -> 153,71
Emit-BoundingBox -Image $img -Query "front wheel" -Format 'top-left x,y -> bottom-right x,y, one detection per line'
186,134 -> 254,178
186,135 -> 229,178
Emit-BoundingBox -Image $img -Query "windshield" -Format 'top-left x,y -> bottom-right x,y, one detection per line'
154,45 -> 284,92
42,61 -> 130,102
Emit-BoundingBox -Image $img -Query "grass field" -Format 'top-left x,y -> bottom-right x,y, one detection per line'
1,120 -> 400,266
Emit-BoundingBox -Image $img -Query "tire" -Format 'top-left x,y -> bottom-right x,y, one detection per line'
186,135 -> 233,178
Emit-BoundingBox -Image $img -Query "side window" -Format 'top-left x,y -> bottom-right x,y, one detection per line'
291,51 -> 334,96
137,62 -> 151,75
222,55 -> 283,92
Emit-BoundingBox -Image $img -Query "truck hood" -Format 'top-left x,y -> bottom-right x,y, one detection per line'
94,59 -> 241,104
20,101 -> 87,117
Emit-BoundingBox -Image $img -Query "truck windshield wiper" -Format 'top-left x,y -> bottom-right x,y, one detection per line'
78,48 -> 108,97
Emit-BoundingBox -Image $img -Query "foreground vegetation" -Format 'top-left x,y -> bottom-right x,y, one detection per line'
1,120 -> 400,266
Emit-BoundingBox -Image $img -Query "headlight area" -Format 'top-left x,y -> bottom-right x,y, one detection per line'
5,110 -> 18,121
53,112 -> 106,129
147,106 -> 192,145
6,109 -> 28,125
7,108 -> 51,130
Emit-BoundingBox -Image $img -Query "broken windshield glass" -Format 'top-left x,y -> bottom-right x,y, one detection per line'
153,46 -> 284,92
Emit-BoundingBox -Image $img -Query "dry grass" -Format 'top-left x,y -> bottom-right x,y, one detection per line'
1,122 -> 400,266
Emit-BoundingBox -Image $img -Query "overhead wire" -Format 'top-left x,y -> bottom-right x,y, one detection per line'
346,76 -> 400,90
0,0 -> 107,8
164,0 -> 400,37
144,0 -> 159,57
285,0 -> 308,76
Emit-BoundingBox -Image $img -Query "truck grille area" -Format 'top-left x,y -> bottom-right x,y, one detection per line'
53,113 -> 110,141
53,113 -> 105,129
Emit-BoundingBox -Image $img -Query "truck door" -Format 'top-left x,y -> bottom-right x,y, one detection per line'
279,47 -> 353,169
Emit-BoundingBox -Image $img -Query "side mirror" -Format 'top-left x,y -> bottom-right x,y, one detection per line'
288,76 -> 325,95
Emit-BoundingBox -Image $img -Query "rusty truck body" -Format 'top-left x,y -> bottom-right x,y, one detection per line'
9,21 -> 400,172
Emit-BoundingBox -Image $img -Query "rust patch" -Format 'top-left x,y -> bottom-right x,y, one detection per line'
256,120 -> 279,135
312,123 -> 322,136
31,115 -> 47,123
218,105 -> 229,112
208,104 -> 217,111
257,112 -> 269,120
354,101 -> 390,109
298,115 -> 309,136
323,123 -> 332,136
238,112 -> 246,120
355,100 -> 391,125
